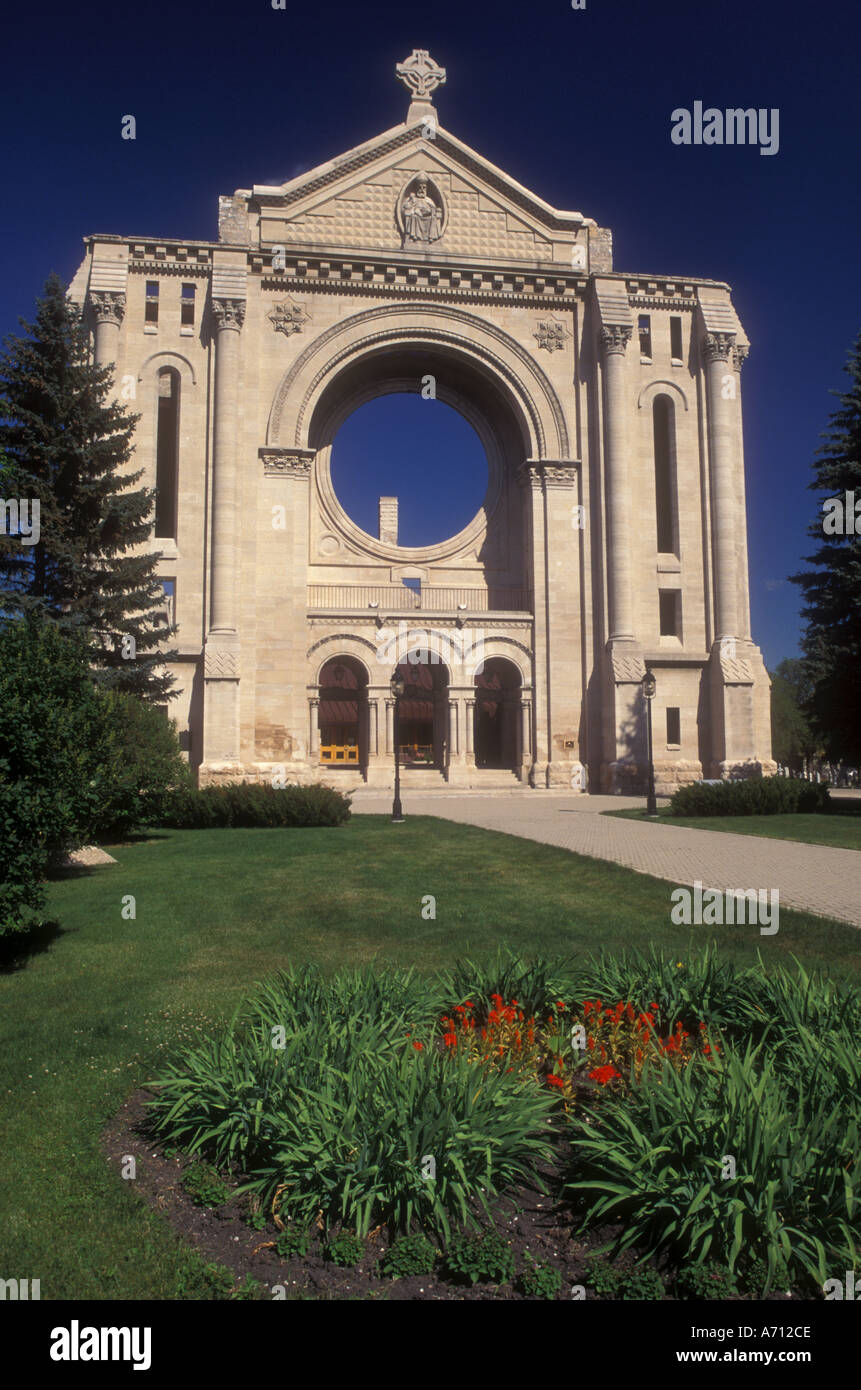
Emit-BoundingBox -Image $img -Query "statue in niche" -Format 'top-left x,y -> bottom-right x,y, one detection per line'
400,174 -> 444,245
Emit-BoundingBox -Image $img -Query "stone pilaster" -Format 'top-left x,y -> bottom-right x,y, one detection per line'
702,331 -> 740,643
201,294 -> 245,775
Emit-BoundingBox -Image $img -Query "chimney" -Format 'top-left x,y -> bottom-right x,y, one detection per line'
378,496 -> 398,546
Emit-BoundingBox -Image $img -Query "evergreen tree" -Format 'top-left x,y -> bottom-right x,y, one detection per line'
790,330 -> 861,764
769,658 -> 819,773
0,273 -> 175,700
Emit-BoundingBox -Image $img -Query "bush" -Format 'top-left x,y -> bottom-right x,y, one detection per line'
160,781 -> 351,829
147,964 -> 555,1239
0,616 -> 114,936
275,1227 -> 310,1259
444,1230 -> 515,1285
325,1231 -> 365,1267
670,776 -> 830,817
519,1253 -> 563,1299
92,690 -> 191,838
675,1262 -> 738,1300
380,1233 -> 437,1278
181,1160 -> 231,1207
583,1255 -> 622,1298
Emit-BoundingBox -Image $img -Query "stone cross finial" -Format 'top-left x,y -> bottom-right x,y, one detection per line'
396,49 -> 446,102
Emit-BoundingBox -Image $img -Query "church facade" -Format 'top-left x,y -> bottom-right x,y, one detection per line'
69,49 -> 776,793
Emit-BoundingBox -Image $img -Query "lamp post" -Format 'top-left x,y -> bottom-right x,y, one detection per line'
641,669 -> 658,818
391,671 -> 405,823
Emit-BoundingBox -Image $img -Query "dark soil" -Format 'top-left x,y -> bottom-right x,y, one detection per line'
102,1088 -> 804,1302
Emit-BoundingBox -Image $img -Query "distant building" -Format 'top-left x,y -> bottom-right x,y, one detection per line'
70,49 -> 775,792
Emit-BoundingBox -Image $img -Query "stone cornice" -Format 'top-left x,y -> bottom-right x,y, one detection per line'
517,460 -> 579,490
259,447 -> 315,477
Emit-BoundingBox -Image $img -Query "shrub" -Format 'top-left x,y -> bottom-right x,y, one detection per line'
147,964 -> 555,1239
275,1226 -> 310,1259
583,1255 -> 622,1298
92,690 -> 191,838
181,1160 -> 231,1207
670,775 -> 830,817
622,1268 -> 665,1300
160,781 -> 351,829
444,1230 -> 515,1285
325,1231 -> 365,1267
565,1041 -> 860,1287
519,1253 -> 562,1299
675,1262 -> 738,1300
380,1233 -> 437,1278
0,616 -> 115,937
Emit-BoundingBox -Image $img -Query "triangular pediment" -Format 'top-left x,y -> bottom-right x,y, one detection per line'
241,122 -> 592,264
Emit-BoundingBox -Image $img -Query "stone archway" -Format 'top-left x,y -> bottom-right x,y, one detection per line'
394,652 -> 450,772
474,657 -> 522,771
316,656 -> 368,772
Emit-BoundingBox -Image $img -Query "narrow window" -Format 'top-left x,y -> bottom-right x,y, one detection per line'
666,707 -> 681,745
670,316 -> 683,362
145,280 -> 159,325
659,590 -> 680,636
653,395 -> 677,554
638,314 -> 652,359
161,578 -> 176,629
181,283 -> 196,326
155,369 -> 179,538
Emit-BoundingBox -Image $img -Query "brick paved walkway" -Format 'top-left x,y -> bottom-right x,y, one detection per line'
350,790 -> 861,926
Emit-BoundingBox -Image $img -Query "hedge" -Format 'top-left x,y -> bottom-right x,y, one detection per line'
159,781 -> 352,829
669,776 -> 831,818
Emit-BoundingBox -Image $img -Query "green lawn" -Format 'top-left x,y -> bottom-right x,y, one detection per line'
2,817 -> 859,1300
603,806 -> 861,850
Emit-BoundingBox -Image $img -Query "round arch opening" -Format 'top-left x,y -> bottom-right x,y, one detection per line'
474,657 -> 522,771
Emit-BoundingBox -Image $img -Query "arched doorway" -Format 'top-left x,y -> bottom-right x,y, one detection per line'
394,653 -> 449,771
318,657 -> 367,770
474,658 -> 521,770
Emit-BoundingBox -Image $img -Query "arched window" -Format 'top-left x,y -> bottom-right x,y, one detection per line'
653,394 -> 677,555
155,367 -> 180,539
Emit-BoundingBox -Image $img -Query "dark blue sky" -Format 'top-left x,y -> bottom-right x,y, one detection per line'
3,0 -> 858,668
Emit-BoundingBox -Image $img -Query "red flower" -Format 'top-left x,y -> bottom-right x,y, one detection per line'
546,1074 -> 565,1089
588,1064 -> 621,1085
412,1040 -> 424,1051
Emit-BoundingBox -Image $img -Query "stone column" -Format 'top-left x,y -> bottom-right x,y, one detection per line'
732,344 -> 752,642
309,699 -> 319,758
385,699 -> 395,755
520,699 -> 531,774
90,293 -> 125,372
465,699 -> 475,757
702,332 -> 739,643
518,462 -> 550,786
201,296 -> 245,774
600,325 -> 635,642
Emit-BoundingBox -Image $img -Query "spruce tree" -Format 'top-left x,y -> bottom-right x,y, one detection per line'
790,330 -> 861,764
0,273 -> 175,701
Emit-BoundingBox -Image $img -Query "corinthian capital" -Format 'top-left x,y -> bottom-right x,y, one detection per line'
732,343 -> 750,371
211,298 -> 246,331
90,291 -> 125,326
702,331 -> 735,364
599,324 -> 633,357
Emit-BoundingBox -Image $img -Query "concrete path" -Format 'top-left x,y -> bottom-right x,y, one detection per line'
350,790 -> 861,927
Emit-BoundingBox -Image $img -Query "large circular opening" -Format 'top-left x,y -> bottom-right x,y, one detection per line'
329,394 -> 489,548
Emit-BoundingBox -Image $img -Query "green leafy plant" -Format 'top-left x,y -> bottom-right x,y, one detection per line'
181,1161 -> 231,1208
583,1255 -> 622,1298
444,1230 -> 515,1286
740,1253 -> 791,1297
519,1253 -> 562,1299
622,1268 -> 665,1300
670,775 -> 830,817
275,1226 -> 311,1259
160,781 -> 351,829
380,1233 -> 437,1278
325,1231 -> 365,1267
245,1211 -> 267,1232
675,1262 -> 739,1300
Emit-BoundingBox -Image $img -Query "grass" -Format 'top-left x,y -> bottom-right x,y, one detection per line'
2,816 -> 860,1300
603,806 -> 861,851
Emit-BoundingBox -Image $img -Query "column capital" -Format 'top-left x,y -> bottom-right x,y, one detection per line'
599,324 -> 633,357
702,331 -> 735,364
516,459 -> 579,491
732,343 -> 750,371
259,447 -> 315,478
90,291 -> 125,326
211,297 -> 246,331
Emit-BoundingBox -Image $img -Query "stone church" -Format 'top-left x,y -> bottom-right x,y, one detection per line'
69,48 -> 775,792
